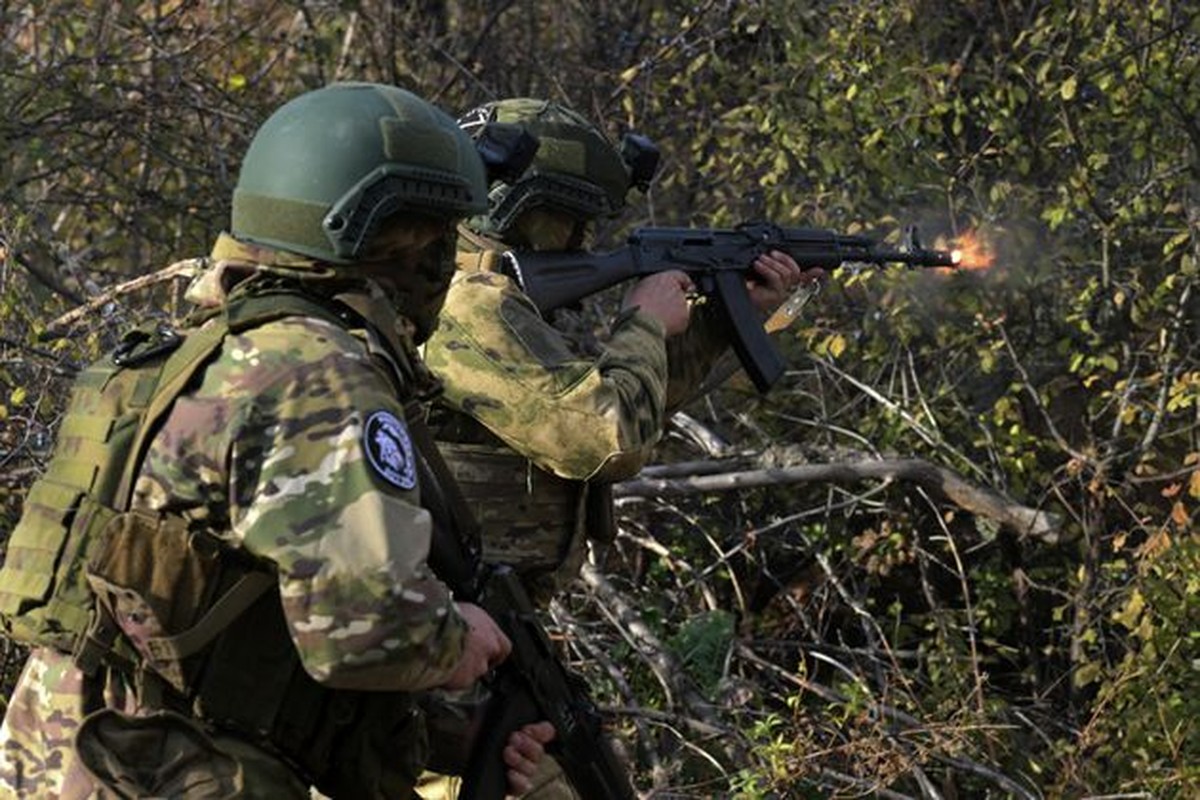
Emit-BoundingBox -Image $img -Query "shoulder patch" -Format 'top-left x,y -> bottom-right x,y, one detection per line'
364,410 -> 417,491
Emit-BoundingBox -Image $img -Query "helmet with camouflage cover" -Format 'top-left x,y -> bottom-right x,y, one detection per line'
231,82 -> 488,264
457,98 -> 657,239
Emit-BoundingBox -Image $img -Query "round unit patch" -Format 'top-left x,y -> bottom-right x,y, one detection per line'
364,410 -> 417,491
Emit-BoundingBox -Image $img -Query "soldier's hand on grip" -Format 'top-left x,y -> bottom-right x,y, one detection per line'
503,721 -> 557,797
622,269 -> 695,336
747,250 -> 815,314
440,602 -> 513,690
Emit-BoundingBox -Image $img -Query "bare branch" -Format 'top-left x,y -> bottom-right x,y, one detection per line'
43,258 -> 204,335
615,456 -> 1063,543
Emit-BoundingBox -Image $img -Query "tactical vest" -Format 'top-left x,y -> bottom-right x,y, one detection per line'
0,281 -> 425,794
430,252 -> 615,591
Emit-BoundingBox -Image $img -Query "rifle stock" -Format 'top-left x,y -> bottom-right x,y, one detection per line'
503,248 -> 639,312
504,222 -> 958,393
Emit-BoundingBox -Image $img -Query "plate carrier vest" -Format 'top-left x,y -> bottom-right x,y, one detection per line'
0,282 -> 423,793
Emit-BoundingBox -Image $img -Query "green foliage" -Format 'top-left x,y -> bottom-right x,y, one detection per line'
668,609 -> 735,694
5,0 -> 1200,795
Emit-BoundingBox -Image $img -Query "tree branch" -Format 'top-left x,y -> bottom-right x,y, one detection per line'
10,248 -> 85,306
42,257 -> 204,335
614,456 -> 1063,543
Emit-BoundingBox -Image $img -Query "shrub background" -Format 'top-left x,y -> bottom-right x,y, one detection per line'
3,1 -> 1199,796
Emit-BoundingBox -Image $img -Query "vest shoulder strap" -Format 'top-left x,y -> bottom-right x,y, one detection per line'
115,287 -> 360,506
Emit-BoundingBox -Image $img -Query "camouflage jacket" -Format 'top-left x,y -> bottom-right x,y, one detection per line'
426,245 -> 729,482
425,250 -> 670,482
0,235 -> 466,799
420,240 -> 730,589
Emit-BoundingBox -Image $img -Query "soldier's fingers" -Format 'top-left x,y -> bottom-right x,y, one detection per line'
800,267 -> 827,286
671,271 -> 696,294
504,736 -> 541,776
520,721 -> 556,744
766,249 -> 801,271
759,250 -> 801,284
751,259 -> 787,291
491,629 -> 513,665
512,730 -> 547,762
757,252 -> 788,275
506,768 -> 533,796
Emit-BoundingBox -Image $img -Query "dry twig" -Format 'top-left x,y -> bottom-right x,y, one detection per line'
43,258 -> 205,335
615,455 -> 1063,543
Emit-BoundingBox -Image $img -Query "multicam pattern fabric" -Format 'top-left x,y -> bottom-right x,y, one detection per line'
424,258 -> 669,482
0,236 -> 466,798
424,246 -> 731,578
0,652 -> 135,799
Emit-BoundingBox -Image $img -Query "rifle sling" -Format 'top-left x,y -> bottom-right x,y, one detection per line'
403,403 -> 484,591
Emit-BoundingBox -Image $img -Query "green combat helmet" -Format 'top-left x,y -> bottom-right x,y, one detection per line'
457,98 -> 660,238
232,82 -> 488,264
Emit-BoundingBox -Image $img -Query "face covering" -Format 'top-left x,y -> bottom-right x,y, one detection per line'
509,208 -> 590,251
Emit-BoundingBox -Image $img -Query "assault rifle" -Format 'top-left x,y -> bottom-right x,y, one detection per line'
412,419 -> 634,800
504,223 -> 960,393
456,565 -> 634,800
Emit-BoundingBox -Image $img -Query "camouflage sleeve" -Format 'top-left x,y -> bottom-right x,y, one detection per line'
664,302 -> 731,412
223,317 -> 466,691
424,270 -> 669,481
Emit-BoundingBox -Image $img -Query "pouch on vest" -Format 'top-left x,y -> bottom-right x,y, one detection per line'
75,708 -> 245,799
0,302 -> 283,672
84,509 -> 273,695
0,321 -> 203,663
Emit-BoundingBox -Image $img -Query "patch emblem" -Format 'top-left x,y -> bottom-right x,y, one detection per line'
364,410 -> 417,491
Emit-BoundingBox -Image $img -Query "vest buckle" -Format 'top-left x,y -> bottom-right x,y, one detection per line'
112,324 -> 182,367
73,605 -> 120,676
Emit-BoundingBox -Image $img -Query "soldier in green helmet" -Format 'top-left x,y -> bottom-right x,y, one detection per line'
418,98 -> 810,798
0,83 -> 554,799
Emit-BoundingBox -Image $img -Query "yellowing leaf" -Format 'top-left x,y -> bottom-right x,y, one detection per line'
227,74 -> 247,91
1112,589 -> 1144,630
1163,230 -> 1191,255
828,333 -> 847,359
10,386 -> 26,406
1060,75 -> 1077,100
1137,528 -> 1172,559
845,84 -> 859,101
1172,500 -> 1189,527
1190,471 -> 1200,499
1073,660 -> 1101,688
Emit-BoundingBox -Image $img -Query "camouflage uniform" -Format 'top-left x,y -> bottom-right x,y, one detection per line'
0,237 -> 467,799
424,237 -> 729,589
1,81 -> 493,799
418,100 -> 730,800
